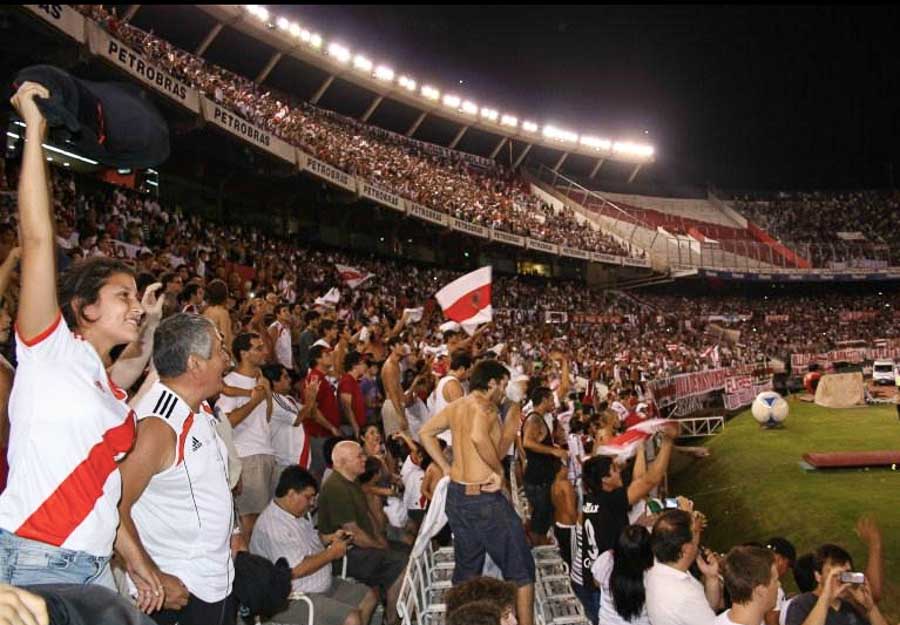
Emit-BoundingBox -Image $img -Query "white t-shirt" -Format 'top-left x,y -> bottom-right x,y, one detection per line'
713,611 -> 742,625
591,550 -> 651,625
251,502 -> 331,594
0,313 -> 135,557
270,321 -> 293,370
269,393 -> 310,469
215,372 -> 275,458
130,383 -> 234,602
400,456 -> 427,511
645,561 -> 717,625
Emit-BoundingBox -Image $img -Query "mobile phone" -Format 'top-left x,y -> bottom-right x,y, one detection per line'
840,571 -> 865,584
664,498 -> 679,509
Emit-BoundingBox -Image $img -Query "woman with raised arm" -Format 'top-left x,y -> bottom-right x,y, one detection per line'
0,82 -> 163,606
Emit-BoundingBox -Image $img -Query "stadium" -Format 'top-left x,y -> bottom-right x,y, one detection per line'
0,5 -> 897,625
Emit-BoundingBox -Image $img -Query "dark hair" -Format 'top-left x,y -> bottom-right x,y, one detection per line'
179,282 -> 203,304
232,332 -> 259,364
766,537 -> 796,566
275,465 -> 318,498
135,271 -> 157,295
722,545 -> 775,604
449,350 -> 473,371
303,310 -> 320,324
344,350 -> 363,372
582,455 -> 615,496
160,271 -> 180,290
386,335 -> 404,350
386,434 -> 410,463
308,344 -> 329,368
446,601 -> 501,625
58,257 -> 136,330
261,363 -> 287,386
529,386 -> 554,407
206,279 -> 228,306
793,553 -> 816,593
358,456 -> 382,485
274,303 -> 289,317
319,319 -> 336,334
468,359 -> 509,392
812,544 -> 853,574
445,577 -> 516,615
610,525 -> 653,621
651,510 -> 694,564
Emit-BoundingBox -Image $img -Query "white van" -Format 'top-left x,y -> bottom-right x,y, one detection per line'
872,359 -> 897,385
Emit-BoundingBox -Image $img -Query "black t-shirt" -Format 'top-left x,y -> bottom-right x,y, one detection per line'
571,487 -> 629,587
785,593 -> 870,625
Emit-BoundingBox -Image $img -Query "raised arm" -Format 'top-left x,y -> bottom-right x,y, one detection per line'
10,82 -> 58,340
109,283 -> 164,389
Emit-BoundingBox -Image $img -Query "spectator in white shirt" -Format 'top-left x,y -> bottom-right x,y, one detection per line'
269,304 -> 294,370
645,510 -> 724,625
250,466 -> 377,625
716,546 -> 780,625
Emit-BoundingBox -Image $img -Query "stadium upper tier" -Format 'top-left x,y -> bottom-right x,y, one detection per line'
65,5 -> 645,260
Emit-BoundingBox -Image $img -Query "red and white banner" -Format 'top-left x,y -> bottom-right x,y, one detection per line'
724,377 -> 774,411
765,314 -> 790,324
435,266 -> 492,335
335,264 -> 374,289
595,419 -> 676,460
790,345 -> 898,373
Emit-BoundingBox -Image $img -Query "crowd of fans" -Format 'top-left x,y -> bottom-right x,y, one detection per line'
732,191 -> 900,267
71,5 -> 639,259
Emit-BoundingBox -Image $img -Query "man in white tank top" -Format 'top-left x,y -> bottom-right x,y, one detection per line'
117,314 -> 237,625
429,350 -> 473,446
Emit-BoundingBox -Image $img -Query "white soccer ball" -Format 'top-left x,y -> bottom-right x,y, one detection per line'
751,391 -> 789,425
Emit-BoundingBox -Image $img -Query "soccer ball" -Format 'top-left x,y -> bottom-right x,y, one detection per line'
751,391 -> 789,427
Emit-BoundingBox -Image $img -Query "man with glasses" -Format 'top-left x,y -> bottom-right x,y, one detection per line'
250,465 -> 377,625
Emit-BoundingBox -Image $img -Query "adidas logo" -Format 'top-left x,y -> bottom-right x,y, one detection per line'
191,436 -> 202,452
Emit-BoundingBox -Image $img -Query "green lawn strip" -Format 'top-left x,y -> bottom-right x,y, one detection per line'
668,401 -> 900,619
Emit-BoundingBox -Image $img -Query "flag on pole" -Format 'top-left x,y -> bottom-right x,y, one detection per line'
435,266 -> 492,335
335,264 -> 374,289
314,287 -> 341,308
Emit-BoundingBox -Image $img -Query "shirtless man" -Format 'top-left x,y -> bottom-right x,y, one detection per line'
381,337 -> 409,436
420,359 -> 535,625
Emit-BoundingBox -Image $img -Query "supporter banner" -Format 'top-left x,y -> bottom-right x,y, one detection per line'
87,23 -> 200,113
592,252 -> 622,265
545,311 -> 569,324
449,217 -> 490,239
724,377 -> 774,411
570,313 -> 625,325
359,182 -> 404,213
839,310 -> 879,322
302,155 -> 356,192
700,269 -> 900,282
647,363 -> 771,408
200,98 -> 295,164
109,240 -> 149,260
560,246 -> 590,260
23,5 -> 86,42
791,346 -> 900,374
707,314 -> 752,323
407,202 -> 447,226
489,229 -> 525,248
765,314 -> 790,324
526,238 -> 558,255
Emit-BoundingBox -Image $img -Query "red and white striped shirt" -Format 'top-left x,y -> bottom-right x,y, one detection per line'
0,312 -> 136,557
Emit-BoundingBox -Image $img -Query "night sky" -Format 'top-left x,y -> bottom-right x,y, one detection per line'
135,5 -> 900,192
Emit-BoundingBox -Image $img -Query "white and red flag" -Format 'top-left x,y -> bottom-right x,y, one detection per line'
335,264 -> 374,289
435,266 -> 492,336
594,419 -> 677,461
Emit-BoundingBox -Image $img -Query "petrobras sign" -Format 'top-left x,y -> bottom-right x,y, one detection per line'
87,22 -> 200,113
559,246 -> 590,260
489,229 -> 525,248
23,5 -> 85,43
699,268 -> 900,282
449,217 -> 490,239
302,155 -> 357,191
407,202 -> 447,226
359,182 -> 404,213
526,238 -> 558,255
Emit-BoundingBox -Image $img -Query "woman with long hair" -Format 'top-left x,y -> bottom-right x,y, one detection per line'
0,83 -> 163,608
591,524 -> 653,625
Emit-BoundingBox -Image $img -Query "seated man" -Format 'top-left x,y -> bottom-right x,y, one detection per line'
250,466 -> 378,625
445,576 -> 518,625
784,544 -> 888,625
316,441 -> 408,625
716,545 -> 780,625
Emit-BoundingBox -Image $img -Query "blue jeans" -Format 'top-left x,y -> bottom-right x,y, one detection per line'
0,529 -> 114,588
572,581 -> 601,625
445,482 -> 536,586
